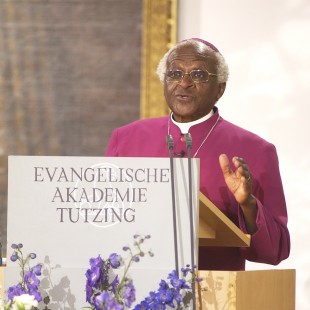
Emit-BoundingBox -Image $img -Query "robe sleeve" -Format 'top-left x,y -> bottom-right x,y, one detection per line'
105,129 -> 119,156
238,143 -> 290,265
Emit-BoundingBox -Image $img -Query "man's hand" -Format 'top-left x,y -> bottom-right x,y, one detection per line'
219,154 -> 257,233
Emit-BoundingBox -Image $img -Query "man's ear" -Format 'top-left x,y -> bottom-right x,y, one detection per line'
216,83 -> 226,101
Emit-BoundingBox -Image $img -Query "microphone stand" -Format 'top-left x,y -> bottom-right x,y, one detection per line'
185,133 -> 196,309
166,134 -> 179,276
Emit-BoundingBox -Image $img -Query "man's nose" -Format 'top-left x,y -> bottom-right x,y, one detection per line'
178,73 -> 194,87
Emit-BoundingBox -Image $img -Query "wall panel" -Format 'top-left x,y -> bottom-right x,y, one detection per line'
0,0 -> 143,254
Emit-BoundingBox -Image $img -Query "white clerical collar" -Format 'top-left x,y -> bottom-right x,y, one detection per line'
171,110 -> 214,134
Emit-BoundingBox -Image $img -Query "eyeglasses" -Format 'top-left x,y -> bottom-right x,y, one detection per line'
165,69 -> 218,83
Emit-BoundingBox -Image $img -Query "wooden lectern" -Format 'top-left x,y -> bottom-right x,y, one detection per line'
199,192 -> 251,248
197,192 -> 295,310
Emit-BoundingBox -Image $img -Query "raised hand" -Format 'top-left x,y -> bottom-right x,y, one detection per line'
219,154 -> 257,233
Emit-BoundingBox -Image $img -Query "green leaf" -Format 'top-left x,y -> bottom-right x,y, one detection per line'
5,301 -> 11,310
15,300 -> 26,310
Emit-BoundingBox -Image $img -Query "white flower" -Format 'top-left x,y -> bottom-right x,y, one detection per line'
11,294 -> 38,310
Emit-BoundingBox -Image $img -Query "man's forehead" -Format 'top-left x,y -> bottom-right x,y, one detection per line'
167,45 -> 215,63
168,52 -> 211,62
167,51 -> 217,69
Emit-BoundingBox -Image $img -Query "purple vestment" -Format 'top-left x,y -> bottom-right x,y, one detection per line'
105,108 -> 290,271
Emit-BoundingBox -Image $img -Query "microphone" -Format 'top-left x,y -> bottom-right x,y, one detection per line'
174,150 -> 185,157
166,134 -> 174,151
184,133 -> 196,308
166,135 -> 179,276
185,133 -> 192,151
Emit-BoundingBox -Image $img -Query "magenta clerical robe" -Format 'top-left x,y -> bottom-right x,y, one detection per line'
105,108 -> 290,271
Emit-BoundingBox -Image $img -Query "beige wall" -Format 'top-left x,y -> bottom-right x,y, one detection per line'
179,0 -> 310,309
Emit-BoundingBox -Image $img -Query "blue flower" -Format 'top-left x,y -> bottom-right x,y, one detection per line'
7,284 -> 25,301
94,291 -> 124,310
109,253 -> 121,269
158,280 -> 169,290
86,282 -> 93,303
24,271 -> 40,290
7,243 -> 44,306
28,288 -> 43,302
106,300 -> 124,310
90,255 -> 103,268
134,265 -> 197,309
10,254 -> 18,262
123,282 -> 136,307
181,265 -> 192,277
171,277 -> 185,289
110,275 -> 119,294
32,263 -> 42,276
29,252 -> 37,259
84,235 -> 199,310
157,287 -> 174,305
94,291 -> 111,309
86,266 -> 102,288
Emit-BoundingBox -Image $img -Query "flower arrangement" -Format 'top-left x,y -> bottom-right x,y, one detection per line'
134,267 -> 196,309
1,243 -> 42,310
85,235 -> 199,310
1,237 -> 199,309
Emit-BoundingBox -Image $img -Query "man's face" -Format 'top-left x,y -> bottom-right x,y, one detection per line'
164,44 -> 225,123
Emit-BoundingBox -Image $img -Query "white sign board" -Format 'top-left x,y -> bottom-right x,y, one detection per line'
6,156 -> 199,309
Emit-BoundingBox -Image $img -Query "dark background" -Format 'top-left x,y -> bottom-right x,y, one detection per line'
0,0 -> 143,256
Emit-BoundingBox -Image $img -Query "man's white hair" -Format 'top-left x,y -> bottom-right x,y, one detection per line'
156,39 -> 229,84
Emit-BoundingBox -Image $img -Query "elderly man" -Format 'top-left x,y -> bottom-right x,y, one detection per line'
105,38 -> 290,271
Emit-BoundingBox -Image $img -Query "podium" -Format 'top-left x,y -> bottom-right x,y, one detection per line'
199,192 -> 251,247
197,192 -> 295,310
4,156 -> 295,309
